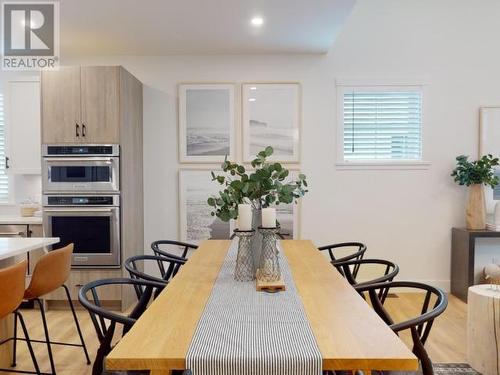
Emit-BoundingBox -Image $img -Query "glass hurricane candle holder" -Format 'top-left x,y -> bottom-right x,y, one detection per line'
233,229 -> 256,281
257,226 -> 281,282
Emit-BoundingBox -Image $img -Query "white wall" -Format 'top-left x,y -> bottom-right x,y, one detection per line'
64,0 -> 500,289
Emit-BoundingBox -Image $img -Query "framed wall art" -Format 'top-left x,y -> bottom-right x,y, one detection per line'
242,83 -> 301,163
178,84 -> 235,163
178,169 -> 232,243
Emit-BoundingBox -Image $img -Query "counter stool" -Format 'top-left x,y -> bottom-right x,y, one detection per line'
0,260 -> 41,374
13,244 -> 90,375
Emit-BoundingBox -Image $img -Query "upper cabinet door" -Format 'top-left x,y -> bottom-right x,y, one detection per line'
80,66 -> 120,143
6,80 -> 41,174
41,67 -> 81,143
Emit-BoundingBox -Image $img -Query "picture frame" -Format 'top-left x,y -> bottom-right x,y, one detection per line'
479,106 -> 500,211
242,83 -> 301,163
274,168 -> 301,239
178,83 -> 236,163
178,168 -> 233,243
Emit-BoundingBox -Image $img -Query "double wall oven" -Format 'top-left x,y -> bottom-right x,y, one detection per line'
42,145 -> 121,268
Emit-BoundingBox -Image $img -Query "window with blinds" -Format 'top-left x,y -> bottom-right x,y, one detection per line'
342,90 -> 422,161
0,93 -> 9,202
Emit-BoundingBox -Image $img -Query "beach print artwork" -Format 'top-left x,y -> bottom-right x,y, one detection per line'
242,83 -> 300,163
179,169 -> 231,242
179,84 -> 235,163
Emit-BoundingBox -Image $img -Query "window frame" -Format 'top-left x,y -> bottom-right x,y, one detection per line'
335,78 -> 431,170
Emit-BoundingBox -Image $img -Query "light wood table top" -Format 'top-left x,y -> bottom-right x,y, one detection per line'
106,240 -> 418,374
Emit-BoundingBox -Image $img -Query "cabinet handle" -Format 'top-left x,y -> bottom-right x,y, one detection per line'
82,123 -> 86,137
76,123 -> 80,137
5,157 -> 9,169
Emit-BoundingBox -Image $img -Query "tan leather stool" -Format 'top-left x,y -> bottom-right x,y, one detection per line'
13,244 -> 90,375
0,260 -> 41,374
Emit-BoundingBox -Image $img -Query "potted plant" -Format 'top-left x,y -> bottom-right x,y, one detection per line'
451,154 -> 499,229
208,146 -> 308,222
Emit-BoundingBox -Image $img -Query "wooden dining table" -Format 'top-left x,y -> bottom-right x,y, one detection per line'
106,240 -> 418,374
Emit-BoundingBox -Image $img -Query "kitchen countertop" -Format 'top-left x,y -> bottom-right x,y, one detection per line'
0,216 -> 42,225
0,237 -> 59,261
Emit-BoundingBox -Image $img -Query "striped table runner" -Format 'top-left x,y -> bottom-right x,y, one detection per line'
186,239 -> 322,375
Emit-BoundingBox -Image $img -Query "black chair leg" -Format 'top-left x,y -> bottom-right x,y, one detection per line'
62,285 -> 91,365
16,311 -> 41,375
92,323 -> 115,375
411,327 -> 433,375
11,310 -> 18,367
35,298 -> 56,375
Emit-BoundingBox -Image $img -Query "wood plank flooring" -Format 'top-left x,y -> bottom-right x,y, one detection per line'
3,294 -> 466,375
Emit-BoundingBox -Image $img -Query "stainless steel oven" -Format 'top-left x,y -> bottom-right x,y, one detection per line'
43,195 -> 120,268
42,145 -> 119,193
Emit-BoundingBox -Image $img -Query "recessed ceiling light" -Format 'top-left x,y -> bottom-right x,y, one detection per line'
250,86 -> 257,90
250,16 -> 264,27
248,98 -> 256,102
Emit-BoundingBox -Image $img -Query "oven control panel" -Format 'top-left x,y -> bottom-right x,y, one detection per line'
42,144 -> 119,157
43,195 -> 119,207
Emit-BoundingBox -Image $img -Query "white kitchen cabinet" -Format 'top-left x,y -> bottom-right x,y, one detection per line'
6,79 -> 41,174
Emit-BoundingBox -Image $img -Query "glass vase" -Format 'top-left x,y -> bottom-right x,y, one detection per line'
233,229 -> 255,281
251,208 -> 262,270
257,226 -> 281,282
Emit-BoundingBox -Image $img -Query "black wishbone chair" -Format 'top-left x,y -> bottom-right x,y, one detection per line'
79,278 -> 192,375
355,281 -> 448,375
318,242 -> 367,278
334,258 -> 399,304
124,254 -> 186,298
151,240 -> 198,260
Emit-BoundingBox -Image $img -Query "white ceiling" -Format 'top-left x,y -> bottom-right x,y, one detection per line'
60,0 -> 356,56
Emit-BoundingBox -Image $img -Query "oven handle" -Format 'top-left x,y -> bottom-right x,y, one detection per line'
44,157 -> 115,163
43,208 -> 116,213
0,231 -> 25,236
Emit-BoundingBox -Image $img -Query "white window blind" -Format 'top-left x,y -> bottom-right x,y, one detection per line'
343,90 -> 422,161
0,93 -> 8,202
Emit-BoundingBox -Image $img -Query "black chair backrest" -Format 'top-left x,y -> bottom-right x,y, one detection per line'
318,242 -> 367,278
124,254 -> 186,298
334,258 -> 399,285
78,277 -> 165,375
355,281 -> 448,375
335,258 -> 399,303
151,240 -> 198,261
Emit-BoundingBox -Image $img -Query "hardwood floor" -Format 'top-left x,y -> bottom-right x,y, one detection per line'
384,293 -> 467,363
3,294 -> 467,375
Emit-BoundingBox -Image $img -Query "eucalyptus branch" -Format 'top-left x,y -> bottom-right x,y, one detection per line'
207,147 -> 308,222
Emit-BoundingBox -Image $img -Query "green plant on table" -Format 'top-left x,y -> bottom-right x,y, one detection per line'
207,146 -> 308,222
451,154 -> 499,188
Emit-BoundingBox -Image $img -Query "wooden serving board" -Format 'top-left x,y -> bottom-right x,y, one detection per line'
255,269 -> 286,292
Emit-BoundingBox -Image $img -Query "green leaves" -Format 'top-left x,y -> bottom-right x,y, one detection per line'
207,147 -> 309,222
451,154 -> 500,188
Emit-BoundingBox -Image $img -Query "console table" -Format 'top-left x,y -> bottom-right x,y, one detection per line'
451,228 -> 500,302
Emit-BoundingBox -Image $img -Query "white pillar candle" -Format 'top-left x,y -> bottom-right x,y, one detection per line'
262,207 -> 277,228
237,204 -> 252,231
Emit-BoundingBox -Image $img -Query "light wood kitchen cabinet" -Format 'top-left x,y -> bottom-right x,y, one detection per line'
41,66 -> 120,144
40,66 -> 143,311
41,67 -> 81,143
45,269 -> 122,304
80,66 -> 120,143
